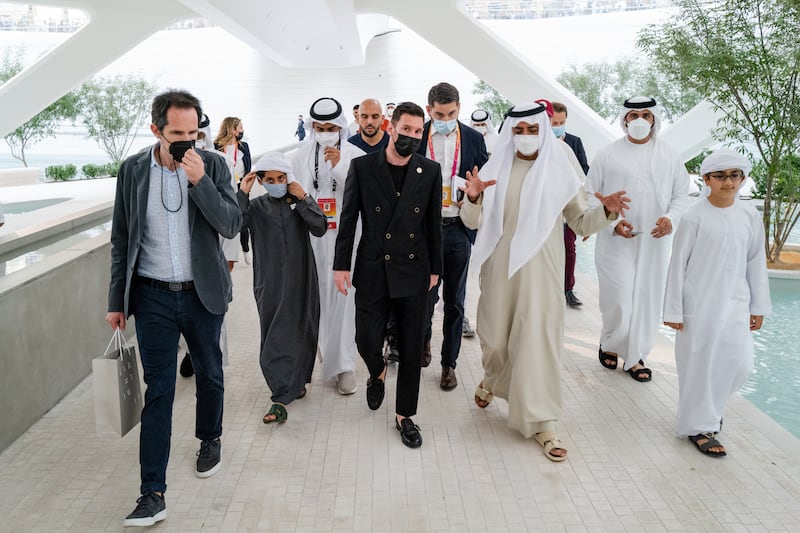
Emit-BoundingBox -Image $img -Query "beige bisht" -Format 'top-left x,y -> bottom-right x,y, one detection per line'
461,102 -> 615,439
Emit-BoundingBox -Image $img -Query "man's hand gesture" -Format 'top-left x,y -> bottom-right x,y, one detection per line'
462,166 -> 496,203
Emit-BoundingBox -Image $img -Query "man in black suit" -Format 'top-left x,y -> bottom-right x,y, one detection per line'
334,102 -> 442,449
417,82 -> 488,390
551,101 -> 589,308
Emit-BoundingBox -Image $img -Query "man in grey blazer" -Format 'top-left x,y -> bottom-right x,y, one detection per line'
105,90 -> 241,528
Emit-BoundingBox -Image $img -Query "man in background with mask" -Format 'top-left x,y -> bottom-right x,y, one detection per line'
460,101 -> 629,462
417,82 -> 488,390
550,101 -> 589,308
333,101 -> 442,449
381,102 -> 395,131
469,109 -> 499,156
585,96 -> 690,383
106,89 -> 242,527
293,97 -> 365,396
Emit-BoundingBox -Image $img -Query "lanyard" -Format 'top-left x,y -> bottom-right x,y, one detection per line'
313,142 -> 339,191
427,123 -> 460,178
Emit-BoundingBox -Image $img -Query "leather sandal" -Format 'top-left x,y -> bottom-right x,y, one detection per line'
534,431 -> 567,462
598,346 -> 618,370
626,360 -> 652,382
263,403 -> 287,424
474,382 -> 493,408
689,432 -> 726,457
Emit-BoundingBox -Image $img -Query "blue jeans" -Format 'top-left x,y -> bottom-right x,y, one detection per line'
425,220 -> 471,369
131,280 -> 224,494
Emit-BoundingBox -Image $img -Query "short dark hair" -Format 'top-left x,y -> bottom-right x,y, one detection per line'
391,101 -> 425,126
427,82 -> 459,107
552,102 -> 568,116
353,104 -> 359,110
151,89 -> 202,131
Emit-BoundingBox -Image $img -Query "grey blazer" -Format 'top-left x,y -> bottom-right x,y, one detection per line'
107,145 -> 243,316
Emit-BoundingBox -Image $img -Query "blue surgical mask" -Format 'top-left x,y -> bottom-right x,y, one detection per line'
433,119 -> 457,135
552,125 -> 566,138
264,182 -> 287,198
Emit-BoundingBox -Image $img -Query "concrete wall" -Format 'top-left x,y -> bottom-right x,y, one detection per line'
0,232 -> 119,452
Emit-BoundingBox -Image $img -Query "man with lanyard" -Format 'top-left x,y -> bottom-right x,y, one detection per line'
417,82 -> 488,390
293,97 -> 365,396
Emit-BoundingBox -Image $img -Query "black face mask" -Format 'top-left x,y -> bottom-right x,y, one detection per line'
168,140 -> 195,162
394,133 -> 421,157
236,132 -> 244,141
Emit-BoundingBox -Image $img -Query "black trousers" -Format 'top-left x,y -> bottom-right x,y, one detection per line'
355,289 -> 426,417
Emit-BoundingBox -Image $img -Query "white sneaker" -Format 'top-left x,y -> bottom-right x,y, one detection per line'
243,251 -> 252,265
337,371 -> 358,395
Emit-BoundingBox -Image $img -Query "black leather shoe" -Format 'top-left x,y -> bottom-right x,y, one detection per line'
565,290 -> 583,308
366,374 -> 385,410
396,417 -> 422,448
179,353 -> 194,377
421,341 -> 432,368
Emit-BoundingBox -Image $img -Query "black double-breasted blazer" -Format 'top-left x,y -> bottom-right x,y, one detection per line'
333,149 -> 443,299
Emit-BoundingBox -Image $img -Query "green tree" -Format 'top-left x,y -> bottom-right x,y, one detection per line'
557,56 -> 702,123
638,0 -> 800,262
1,47 -> 79,167
472,80 -> 513,127
78,74 -> 157,163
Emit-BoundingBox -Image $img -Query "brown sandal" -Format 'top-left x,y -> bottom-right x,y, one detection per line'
474,382 -> 493,408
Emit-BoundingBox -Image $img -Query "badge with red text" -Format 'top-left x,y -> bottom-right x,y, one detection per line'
318,197 -> 337,229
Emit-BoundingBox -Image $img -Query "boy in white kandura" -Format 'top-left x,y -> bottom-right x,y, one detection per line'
663,149 -> 771,458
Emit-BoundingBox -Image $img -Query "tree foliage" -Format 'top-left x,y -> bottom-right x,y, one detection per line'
77,74 -> 157,163
472,80 -> 513,128
556,56 -> 702,123
1,47 -> 79,167
638,0 -> 800,262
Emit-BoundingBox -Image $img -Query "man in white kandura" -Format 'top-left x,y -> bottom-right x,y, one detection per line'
663,149 -> 770,458
585,96 -> 690,382
460,102 -> 629,462
292,97 -> 365,395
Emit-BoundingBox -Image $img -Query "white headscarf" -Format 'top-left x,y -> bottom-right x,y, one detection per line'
196,114 -> 213,151
471,102 -> 582,278
308,97 -> 349,145
700,148 -> 752,176
254,152 -> 296,183
618,96 -> 661,137
470,109 -> 499,152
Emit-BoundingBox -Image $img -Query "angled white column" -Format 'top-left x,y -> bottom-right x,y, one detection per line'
0,0 -> 194,137
660,100 -> 723,162
355,0 -> 617,155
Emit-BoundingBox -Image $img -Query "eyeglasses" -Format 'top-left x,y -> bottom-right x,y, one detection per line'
255,171 -> 266,180
707,171 -> 744,182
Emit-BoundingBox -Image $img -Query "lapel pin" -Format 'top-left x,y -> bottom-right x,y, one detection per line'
416,167 -> 422,174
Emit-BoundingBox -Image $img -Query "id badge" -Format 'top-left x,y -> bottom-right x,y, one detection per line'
442,186 -> 452,208
318,197 -> 337,229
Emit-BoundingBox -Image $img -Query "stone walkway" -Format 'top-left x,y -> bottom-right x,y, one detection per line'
1,256 -> 799,532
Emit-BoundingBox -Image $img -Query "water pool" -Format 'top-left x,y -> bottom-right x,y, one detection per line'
2,198 -> 70,215
575,238 -> 800,438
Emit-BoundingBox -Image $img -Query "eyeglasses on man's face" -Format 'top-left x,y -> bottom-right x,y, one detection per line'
707,171 -> 744,182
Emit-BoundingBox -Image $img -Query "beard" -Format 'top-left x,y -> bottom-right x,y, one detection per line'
361,125 -> 379,138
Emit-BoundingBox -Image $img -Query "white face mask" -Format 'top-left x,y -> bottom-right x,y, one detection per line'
626,118 -> 652,141
513,134 -> 540,156
316,131 -> 340,148
473,125 -> 488,135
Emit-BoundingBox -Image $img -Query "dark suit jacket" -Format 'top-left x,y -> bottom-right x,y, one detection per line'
108,145 -> 242,316
417,120 -> 488,243
564,132 -> 589,175
333,150 -> 443,299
